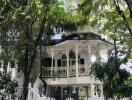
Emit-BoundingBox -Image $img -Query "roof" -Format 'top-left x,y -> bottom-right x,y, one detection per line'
48,32 -> 113,46
1,32 -> 113,46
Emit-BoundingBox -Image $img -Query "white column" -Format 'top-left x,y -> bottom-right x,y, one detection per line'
96,44 -> 100,62
7,62 -> 11,73
90,83 -> 95,100
75,45 -> 79,78
51,49 -> 54,77
100,84 -> 103,97
88,45 -> 91,62
66,49 -> 69,78
87,45 -> 91,75
0,60 -> 4,72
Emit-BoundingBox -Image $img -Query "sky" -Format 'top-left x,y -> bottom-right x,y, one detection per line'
121,60 -> 132,74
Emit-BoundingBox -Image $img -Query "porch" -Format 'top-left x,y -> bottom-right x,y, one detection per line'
46,84 -> 104,100
41,40 -> 102,79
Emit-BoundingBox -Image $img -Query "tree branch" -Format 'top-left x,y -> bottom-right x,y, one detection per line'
124,0 -> 132,18
113,0 -> 132,36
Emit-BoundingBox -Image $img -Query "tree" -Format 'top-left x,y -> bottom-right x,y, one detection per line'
0,72 -> 18,99
120,75 -> 132,97
0,0 -> 83,99
79,1 -> 132,98
91,37 -> 130,100
91,57 -> 130,100
79,0 -> 132,49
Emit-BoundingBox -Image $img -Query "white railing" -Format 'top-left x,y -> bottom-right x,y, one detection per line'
42,67 -> 52,77
42,65 -> 90,78
78,65 -> 90,76
69,65 -> 76,77
56,67 -> 67,78
42,67 -> 67,78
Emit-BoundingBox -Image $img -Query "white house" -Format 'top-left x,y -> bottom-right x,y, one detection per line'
0,32 -> 113,100
24,32 -> 112,100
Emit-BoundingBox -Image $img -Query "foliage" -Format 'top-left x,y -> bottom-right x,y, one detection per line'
91,56 -> 130,98
0,0 -> 84,99
0,72 -> 18,99
119,76 -> 132,97
79,0 -> 132,50
0,0 -> 84,71
80,1 -> 132,98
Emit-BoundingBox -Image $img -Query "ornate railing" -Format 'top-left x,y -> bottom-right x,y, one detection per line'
42,67 -> 67,78
69,65 -> 76,77
42,67 -> 52,78
78,65 -> 90,76
56,67 -> 67,78
41,65 -> 90,78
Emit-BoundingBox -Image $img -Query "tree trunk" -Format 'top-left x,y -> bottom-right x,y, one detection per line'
22,20 -> 30,100
22,15 -> 47,100
23,72 -> 30,100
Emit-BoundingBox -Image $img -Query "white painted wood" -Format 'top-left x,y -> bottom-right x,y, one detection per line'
75,45 -> 79,78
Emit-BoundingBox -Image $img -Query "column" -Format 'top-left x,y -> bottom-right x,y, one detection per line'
7,62 -> 11,73
87,45 -> 91,75
75,45 -> 79,78
90,83 -> 95,100
100,84 -> 103,98
66,49 -> 69,78
1,60 -> 4,72
96,44 -> 100,62
51,49 -> 54,77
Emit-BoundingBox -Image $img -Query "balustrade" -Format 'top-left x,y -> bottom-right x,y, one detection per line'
69,65 -> 76,77
42,64 -> 90,78
42,67 -> 67,78
78,65 -> 90,76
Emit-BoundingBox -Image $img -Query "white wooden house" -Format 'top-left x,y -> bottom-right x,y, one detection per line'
27,32 -> 112,100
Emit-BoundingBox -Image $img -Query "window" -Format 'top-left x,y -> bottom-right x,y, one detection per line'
69,50 -> 75,59
80,59 -> 84,64
62,55 -> 67,59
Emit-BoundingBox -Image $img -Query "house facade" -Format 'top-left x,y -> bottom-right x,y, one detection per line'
0,32 -> 112,100
29,32 -> 112,100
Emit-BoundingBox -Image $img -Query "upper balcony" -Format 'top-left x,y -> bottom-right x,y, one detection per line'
39,32 -> 113,85
40,40 -> 109,81
42,64 -> 90,78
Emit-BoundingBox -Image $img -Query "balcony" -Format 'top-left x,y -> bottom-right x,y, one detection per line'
41,65 -> 90,78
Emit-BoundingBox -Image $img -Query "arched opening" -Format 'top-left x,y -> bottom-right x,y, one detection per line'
78,50 -> 87,76
69,50 -> 76,77
55,52 -> 67,78
69,50 -> 76,66
41,52 -> 52,78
